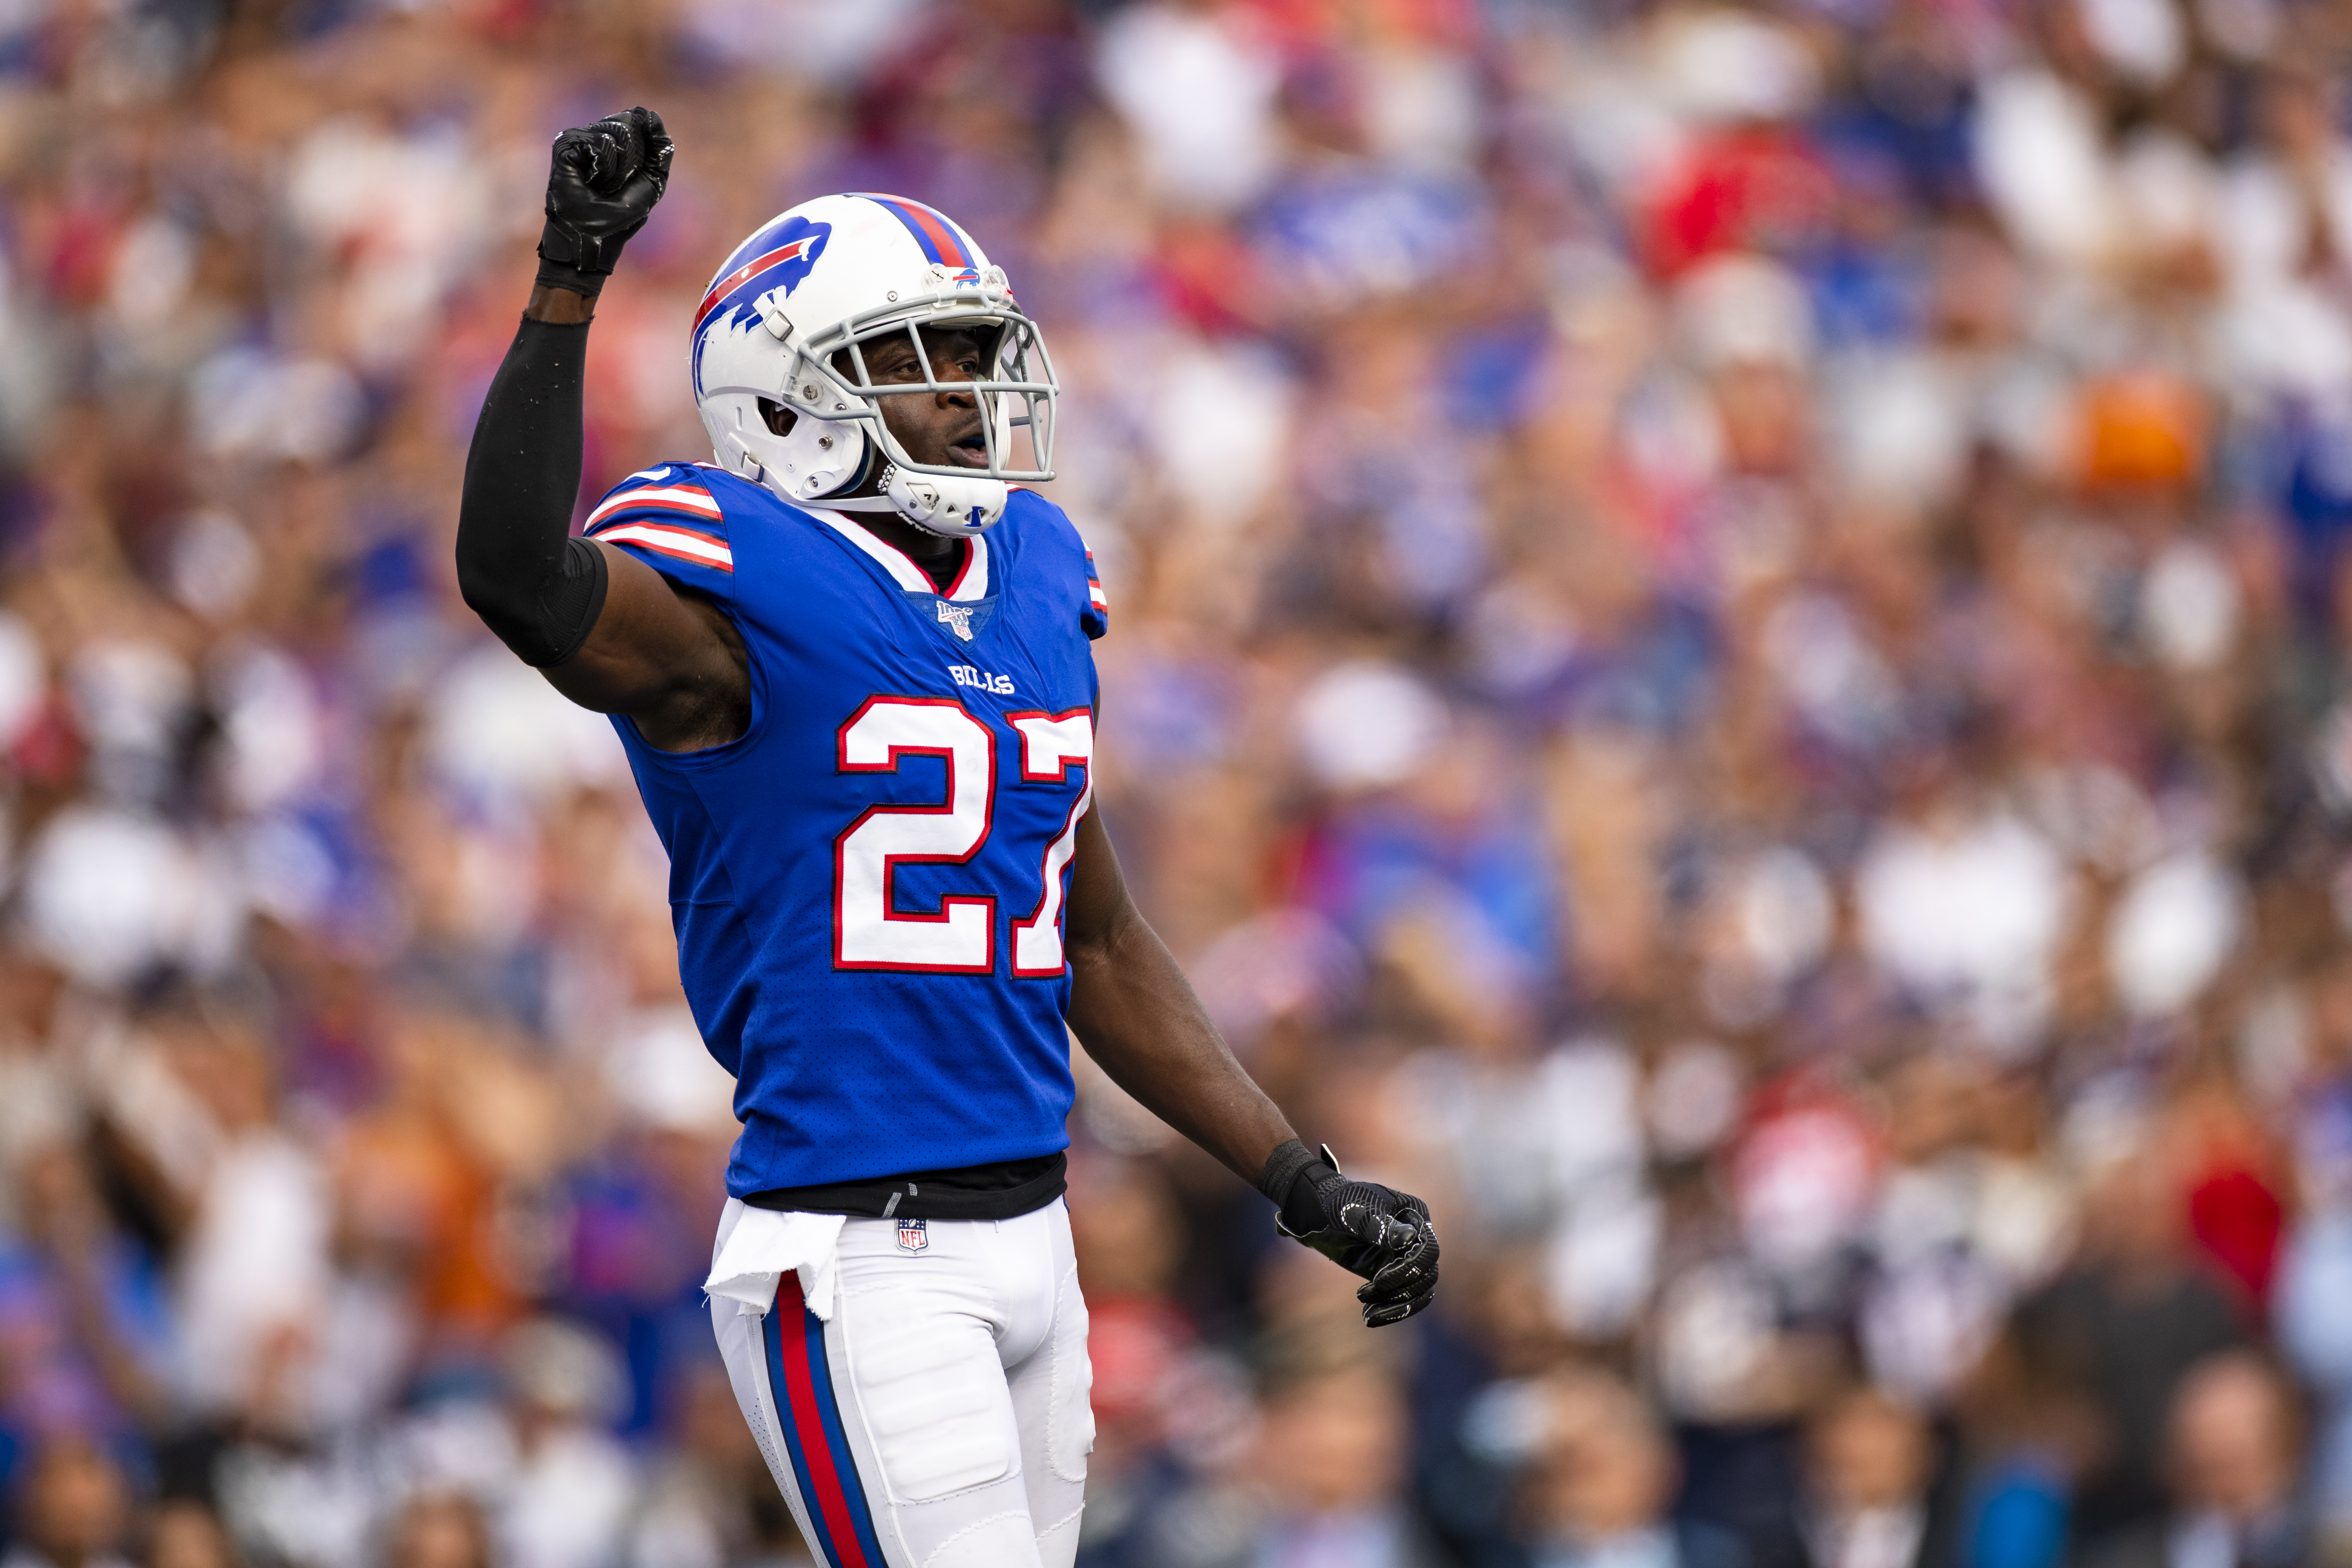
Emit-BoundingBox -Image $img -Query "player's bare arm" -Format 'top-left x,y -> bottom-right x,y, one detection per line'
1062,804 -> 1439,1326
1062,809 -> 1294,1179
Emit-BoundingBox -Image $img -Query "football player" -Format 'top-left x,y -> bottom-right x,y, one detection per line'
453,109 -> 1440,1568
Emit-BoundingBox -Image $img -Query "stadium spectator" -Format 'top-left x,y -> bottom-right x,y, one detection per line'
381,1495 -> 492,1568
1749,1387 -> 1956,1568
2080,1352 -> 2314,1568
1521,1371 -> 1747,1568
1252,1358 -> 1438,1568
4,1441 -> 134,1568
144,1500 -> 238,1568
2008,1148 -> 2249,1550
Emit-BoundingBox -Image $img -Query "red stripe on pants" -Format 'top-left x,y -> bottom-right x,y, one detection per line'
774,1274 -> 876,1568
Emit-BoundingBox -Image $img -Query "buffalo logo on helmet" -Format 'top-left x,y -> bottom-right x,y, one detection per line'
692,215 -> 833,340
689,216 -> 830,402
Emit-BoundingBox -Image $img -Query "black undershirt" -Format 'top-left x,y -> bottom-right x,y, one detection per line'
745,1151 -> 1066,1222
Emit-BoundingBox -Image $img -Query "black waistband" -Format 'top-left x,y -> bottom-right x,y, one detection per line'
744,1151 -> 1067,1222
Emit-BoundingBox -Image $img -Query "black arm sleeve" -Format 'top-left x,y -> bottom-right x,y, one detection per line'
456,317 -> 611,668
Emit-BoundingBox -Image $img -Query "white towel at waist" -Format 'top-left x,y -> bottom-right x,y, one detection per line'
704,1197 -> 848,1321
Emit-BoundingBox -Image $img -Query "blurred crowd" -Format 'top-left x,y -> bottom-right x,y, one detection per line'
8,0 -> 2352,1567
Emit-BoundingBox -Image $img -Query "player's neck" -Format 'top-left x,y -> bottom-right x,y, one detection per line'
848,512 -> 962,583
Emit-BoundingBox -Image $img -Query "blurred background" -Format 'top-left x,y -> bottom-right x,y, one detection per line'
7,0 -> 2352,1567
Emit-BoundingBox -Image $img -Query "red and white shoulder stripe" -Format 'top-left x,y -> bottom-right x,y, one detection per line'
585,467 -> 732,575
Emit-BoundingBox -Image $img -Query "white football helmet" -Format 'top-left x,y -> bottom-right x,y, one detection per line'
689,193 -> 1057,537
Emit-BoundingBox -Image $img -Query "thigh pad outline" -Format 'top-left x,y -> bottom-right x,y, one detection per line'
842,1285 -> 1020,1503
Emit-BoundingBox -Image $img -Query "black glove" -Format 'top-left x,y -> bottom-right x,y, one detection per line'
537,106 -> 674,295
1259,1139 -> 1440,1328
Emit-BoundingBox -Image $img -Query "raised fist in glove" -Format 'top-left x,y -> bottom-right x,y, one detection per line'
1260,1139 -> 1440,1327
538,106 -> 674,294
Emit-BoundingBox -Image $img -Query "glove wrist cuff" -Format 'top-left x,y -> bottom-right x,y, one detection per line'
533,261 -> 605,298
1262,1139 -> 1342,1238
536,222 -> 618,295
1257,1139 -> 1321,1207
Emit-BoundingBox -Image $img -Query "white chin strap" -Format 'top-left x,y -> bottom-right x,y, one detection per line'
822,466 -> 1009,538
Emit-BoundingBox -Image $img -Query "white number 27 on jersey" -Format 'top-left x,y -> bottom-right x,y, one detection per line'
832,697 -> 1093,975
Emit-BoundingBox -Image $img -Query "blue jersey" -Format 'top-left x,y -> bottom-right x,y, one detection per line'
585,464 -> 1109,1195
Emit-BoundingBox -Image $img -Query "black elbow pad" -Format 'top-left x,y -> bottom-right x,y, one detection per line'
463,535 -> 611,668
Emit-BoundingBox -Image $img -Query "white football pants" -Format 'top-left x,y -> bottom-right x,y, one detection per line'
710,1197 -> 1094,1568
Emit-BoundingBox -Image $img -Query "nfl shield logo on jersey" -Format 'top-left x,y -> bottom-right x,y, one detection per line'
936,600 -> 975,642
897,1217 -> 929,1253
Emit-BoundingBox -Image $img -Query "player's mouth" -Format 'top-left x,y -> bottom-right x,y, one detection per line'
944,431 -> 989,468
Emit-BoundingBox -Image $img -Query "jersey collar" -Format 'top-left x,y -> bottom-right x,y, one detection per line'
805,509 -> 989,601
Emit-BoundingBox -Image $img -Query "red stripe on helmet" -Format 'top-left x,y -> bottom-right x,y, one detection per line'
692,239 -> 811,336
861,193 -> 972,270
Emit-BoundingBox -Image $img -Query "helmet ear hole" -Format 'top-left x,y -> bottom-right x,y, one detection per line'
757,398 -> 797,437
